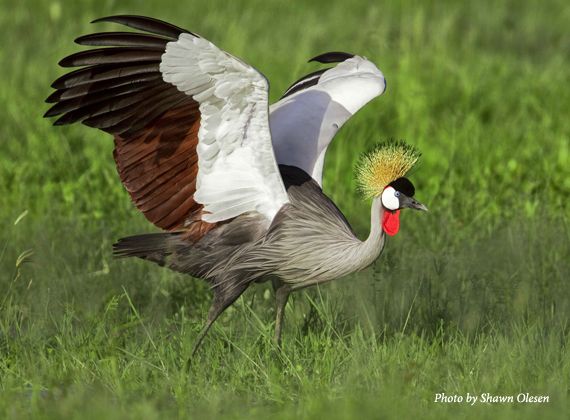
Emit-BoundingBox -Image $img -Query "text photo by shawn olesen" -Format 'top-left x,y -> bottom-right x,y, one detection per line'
1,0 -> 569,419
435,393 -> 551,405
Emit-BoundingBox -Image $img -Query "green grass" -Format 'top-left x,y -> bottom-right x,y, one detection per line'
1,0 -> 569,418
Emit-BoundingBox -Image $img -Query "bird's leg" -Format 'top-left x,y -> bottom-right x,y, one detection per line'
187,279 -> 249,368
190,303 -> 223,359
274,285 -> 291,348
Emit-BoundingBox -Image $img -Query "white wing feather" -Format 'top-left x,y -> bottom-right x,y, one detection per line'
269,56 -> 386,186
160,34 -> 288,224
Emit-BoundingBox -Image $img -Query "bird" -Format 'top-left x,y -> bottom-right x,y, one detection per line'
44,15 -> 427,355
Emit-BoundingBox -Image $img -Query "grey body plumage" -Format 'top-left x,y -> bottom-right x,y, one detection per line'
114,166 -> 388,353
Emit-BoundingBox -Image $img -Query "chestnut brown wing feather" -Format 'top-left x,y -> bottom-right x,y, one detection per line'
45,15 -> 216,240
113,102 -> 216,237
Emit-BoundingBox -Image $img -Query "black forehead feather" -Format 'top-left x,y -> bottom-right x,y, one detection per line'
389,177 -> 415,197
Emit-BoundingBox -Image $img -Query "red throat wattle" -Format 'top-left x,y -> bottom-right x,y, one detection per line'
382,210 -> 400,236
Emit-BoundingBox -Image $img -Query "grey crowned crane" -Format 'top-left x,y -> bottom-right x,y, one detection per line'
45,15 -> 427,355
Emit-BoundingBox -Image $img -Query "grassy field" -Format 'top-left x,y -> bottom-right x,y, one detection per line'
1,0 -> 569,418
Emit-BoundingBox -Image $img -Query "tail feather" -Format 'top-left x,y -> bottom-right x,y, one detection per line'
113,233 -> 182,266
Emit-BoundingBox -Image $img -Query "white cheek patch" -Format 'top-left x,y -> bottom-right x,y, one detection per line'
381,187 -> 399,211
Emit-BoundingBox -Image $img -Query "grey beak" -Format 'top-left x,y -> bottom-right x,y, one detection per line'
400,194 -> 428,211
411,200 -> 428,212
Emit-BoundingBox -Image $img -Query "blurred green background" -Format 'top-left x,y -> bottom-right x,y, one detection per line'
0,0 -> 569,418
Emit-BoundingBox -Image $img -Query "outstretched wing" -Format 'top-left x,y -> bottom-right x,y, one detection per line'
269,52 -> 386,186
45,15 -> 288,240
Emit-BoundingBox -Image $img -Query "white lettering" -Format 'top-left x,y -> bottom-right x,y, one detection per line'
433,392 -> 550,405
433,393 -> 463,403
517,393 -> 550,403
480,393 -> 513,403
466,392 -> 478,406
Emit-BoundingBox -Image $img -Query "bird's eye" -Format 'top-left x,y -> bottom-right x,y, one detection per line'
395,191 -> 400,197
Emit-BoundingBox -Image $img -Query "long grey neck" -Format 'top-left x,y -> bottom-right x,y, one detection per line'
367,197 -> 385,244
350,196 -> 386,271
363,197 -> 385,251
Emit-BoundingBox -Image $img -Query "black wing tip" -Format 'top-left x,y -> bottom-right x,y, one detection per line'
58,56 -> 75,68
43,107 -> 59,118
90,15 -> 134,24
308,51 -> 355,64
90,15 -> 173,27
51,78 -> 66,89
89,14 -> 196,37
52,117 -> 69,125
91,15 -> 158,24
74,35 -> 87,45
74,33 -> 103,45
280,68 -> 331,99
45,91 -> 60,103
44,103 -> 71,120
